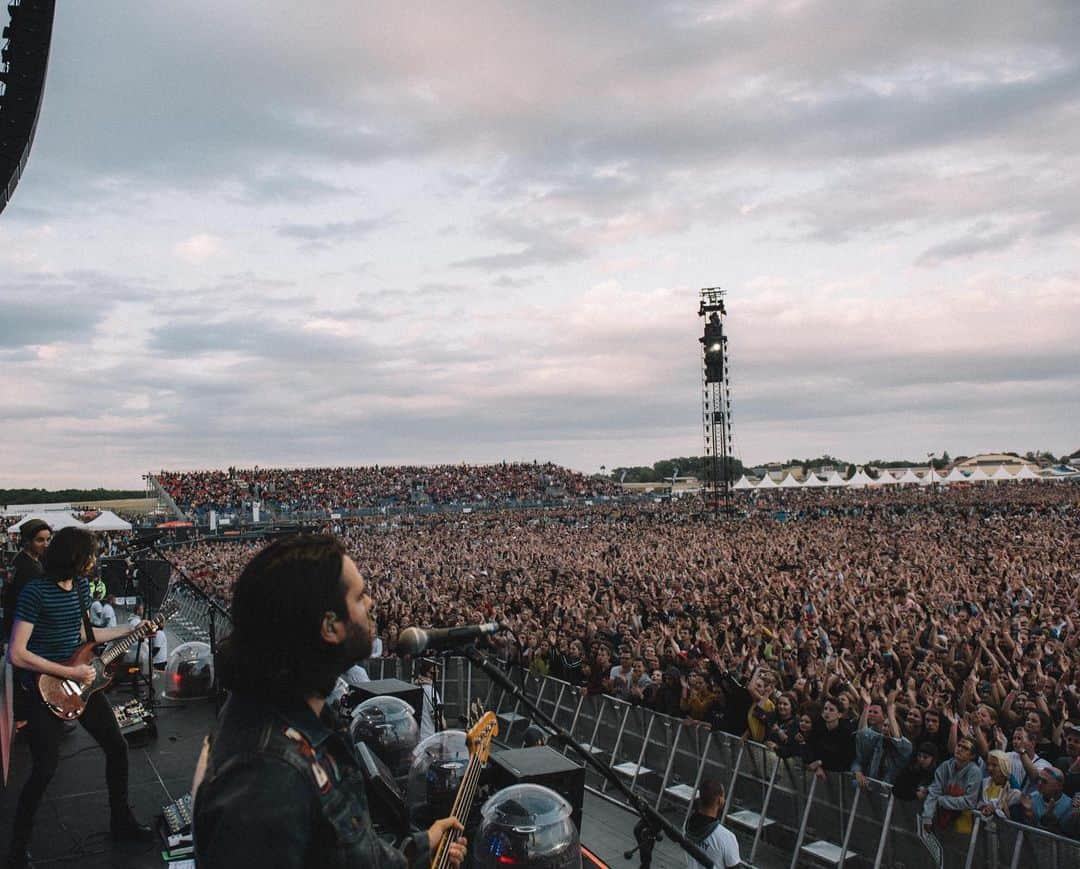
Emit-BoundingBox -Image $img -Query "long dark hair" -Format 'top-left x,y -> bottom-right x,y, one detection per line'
219,534 -> 349,701
43,527 -> 96,581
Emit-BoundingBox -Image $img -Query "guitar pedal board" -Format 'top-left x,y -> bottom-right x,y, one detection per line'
112,698 -> 156,744
162,792 -> 193,835
159,793 -> 194,859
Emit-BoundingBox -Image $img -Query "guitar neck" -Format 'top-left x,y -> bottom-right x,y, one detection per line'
100,619 -> 159,665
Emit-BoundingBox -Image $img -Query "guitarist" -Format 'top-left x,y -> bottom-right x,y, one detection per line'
5,527 -> 157,869
194,534 -> 467,869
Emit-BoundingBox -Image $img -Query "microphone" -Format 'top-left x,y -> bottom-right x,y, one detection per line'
397,622 -> 504,655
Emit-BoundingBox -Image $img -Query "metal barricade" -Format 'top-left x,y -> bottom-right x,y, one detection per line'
355,662 -> 1079,869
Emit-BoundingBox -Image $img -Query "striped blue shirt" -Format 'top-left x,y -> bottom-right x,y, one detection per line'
14,577 -> 90,671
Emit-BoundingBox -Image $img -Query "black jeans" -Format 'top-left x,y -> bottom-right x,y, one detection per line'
8,684 -> 130,852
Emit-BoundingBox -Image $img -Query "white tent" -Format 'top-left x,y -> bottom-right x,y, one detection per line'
1013,465 -> 1042,481
803,473 -> 828,488
824,470 -> 847,487
942,467 -> 969,483
968,467 -> 991,482
917,469 -> 941,486
732,475 -> 754,490
755,474 -> 779,489
84,510 -> 133,532
896,468 -> 922,485
990,465 -> 1015,481
778,473 -> 803,488
6,511 -> 85,534
846,469 -> 875,488
874,470 -> 899,485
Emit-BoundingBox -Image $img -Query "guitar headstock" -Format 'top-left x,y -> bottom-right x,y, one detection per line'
155,599 -> 180,624
466,711 -> 499,763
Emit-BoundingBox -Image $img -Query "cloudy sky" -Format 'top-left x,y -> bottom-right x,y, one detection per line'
2,1 -> 1079,488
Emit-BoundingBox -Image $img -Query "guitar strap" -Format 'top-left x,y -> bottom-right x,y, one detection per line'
79,580 -> 97,645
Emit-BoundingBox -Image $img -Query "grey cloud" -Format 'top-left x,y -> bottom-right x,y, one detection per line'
147,316 -> 377,365
277,217 -> 383,244
453,239 -> 584,271
31,2 -> 1079,205
492,275 -> 534,289
0,302 -> 100,348
0,270 -> 151,348
231,173 -> 353,204
452,215 -> 588,271
917,225 -> 1024,265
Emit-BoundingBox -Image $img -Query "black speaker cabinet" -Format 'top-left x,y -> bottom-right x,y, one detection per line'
99,557 -> 131,597
134,559 -> 171,610
489,746 -> 585,834
352,678 -> 424,726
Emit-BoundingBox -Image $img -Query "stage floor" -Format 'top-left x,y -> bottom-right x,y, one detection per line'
1,672 -> 211,868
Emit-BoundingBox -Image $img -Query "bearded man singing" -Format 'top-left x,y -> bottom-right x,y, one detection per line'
193,534 -> 465,868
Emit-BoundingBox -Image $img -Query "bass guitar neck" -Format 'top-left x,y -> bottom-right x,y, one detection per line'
431,711 -> 498,869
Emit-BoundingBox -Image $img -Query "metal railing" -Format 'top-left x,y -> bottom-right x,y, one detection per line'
363,658 -> 1079,869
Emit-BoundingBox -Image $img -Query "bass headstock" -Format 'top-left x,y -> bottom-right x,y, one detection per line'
466,711 -> 499,764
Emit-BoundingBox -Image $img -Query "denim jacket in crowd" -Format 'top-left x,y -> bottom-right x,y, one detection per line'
852,727 -> 913,784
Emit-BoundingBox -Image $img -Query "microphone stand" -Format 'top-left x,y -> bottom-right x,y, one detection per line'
150,543 -> 227,714
457,644 -> 714,869
114,544 -> 159,719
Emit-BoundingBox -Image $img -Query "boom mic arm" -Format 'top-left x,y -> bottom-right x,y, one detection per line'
397,622 -> 505,655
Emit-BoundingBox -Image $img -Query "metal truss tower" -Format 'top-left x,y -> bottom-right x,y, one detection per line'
699,287 -> 734,515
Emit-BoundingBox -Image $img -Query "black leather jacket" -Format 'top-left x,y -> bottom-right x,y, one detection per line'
194,691 -> 430,869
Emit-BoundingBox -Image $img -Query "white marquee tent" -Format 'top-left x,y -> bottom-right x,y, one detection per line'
824,470 -> 847,487
84,510 -> 133,532
942,467 -> 969,483
990,465 -> 1015,481
896,469 -> 922,485
1013,465 -> 1042,481
778,473 -> 803,488
846,469 -> 875,488
803,473 -> 828,488
732,475 -> 754,490
968,467 -> 991,482
755,474 -> 779,489
874,471 -> 899,485
6,511 -> 85,534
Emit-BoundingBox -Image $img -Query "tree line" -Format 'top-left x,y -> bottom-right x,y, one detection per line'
0,488 -> 145,506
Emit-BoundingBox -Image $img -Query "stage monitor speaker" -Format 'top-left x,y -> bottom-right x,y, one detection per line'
489,746 -> 585,834
99,558 -> 130,597
352,678 -> 424,726
135,559 -> 171,611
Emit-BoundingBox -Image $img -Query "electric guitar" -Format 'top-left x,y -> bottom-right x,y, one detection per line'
37,600 -> 179,720
431,711 -> 498,869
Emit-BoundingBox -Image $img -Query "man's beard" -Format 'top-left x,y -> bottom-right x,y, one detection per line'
341,616 -> 374,665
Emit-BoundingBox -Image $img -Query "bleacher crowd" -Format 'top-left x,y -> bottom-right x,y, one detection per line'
157,462 -> 617,516
169,480 -> 1080,839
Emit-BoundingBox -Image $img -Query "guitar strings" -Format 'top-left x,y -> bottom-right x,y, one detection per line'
435,725 -> 493,869
444,732 -> 491,865
437,754 -> 480,869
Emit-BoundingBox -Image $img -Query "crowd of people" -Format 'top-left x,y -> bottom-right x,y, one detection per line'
168,481 -> 1080,841
156,462 -> 617,516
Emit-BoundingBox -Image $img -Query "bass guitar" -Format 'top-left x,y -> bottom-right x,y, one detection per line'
37,600 -> 179,720
431,710 -> 498,869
